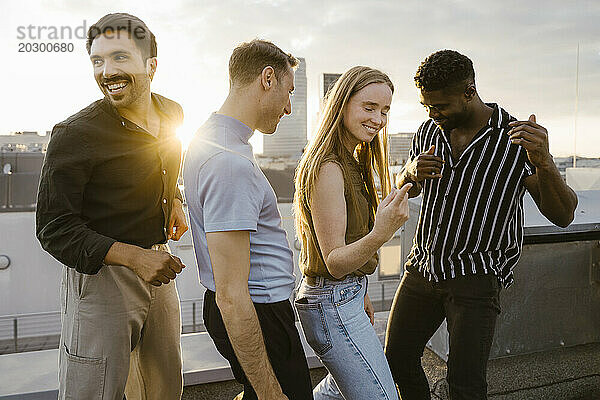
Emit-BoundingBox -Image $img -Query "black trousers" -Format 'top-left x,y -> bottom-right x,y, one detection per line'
203,290 -> 314,400
385,270 -> 501,400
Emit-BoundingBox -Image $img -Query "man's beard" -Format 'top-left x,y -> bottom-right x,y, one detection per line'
100,73 -> 150,108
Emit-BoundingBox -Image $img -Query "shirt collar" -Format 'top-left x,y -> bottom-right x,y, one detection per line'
209,113 -> 254,144
100,93 -> 182,129
434,102 -> 514,167
486,103 -> 513,130
436,103 -> 510,142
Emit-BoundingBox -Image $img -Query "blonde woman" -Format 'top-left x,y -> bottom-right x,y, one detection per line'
294,66 -> 412,399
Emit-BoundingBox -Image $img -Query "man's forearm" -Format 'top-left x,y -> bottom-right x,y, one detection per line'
217,292 -> 283,397
36,211 -> 116,274
535,163 -> 578,227
104,241 -> 140,268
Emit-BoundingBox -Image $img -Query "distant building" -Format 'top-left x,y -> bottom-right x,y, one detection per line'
315,73 -> 343,138
0,132 -> 49,209
566,167 -> 600,190
0,132 -> 49,152
388,132 -> 413,166
322,73 -> 342,98
262,57 -> 307,160
554,156 -> 600,180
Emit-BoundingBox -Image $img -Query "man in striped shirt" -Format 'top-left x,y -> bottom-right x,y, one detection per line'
385,50 -> 577,400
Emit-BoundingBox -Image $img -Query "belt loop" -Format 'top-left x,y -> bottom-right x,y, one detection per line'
318,276 -> 325,288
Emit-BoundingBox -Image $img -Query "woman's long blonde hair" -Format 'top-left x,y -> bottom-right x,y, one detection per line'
294,66 -> 393,242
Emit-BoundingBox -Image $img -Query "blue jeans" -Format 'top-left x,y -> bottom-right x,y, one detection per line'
295,275 -> 399,400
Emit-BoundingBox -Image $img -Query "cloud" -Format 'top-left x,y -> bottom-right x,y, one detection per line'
2,0 -> 599,155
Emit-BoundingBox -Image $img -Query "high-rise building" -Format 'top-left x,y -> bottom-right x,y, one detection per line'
388,132 -> 413,166
322,73 -> 342,98
262,57 -> 307,159
317,73 -> 342,128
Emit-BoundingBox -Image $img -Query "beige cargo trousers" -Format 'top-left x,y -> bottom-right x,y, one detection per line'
58,244 -> 183,399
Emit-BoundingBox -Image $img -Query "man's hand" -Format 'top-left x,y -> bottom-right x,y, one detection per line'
364,293 -> 375,326
401,145 -> 444,185
508,114 -> 553,169
105,242 -> 186,287
512,114 -> 578,228
133,249 -> 185,286
168,198 -> 188,241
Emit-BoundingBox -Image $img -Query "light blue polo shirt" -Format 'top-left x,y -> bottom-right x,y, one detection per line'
183,113 -> 295,303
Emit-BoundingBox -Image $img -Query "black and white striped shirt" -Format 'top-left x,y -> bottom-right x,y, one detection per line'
405,104 -> 535,288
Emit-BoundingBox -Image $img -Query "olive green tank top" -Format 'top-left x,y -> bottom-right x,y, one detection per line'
299,151 -> 378,280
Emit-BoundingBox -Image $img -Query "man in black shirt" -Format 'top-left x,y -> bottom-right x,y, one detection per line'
386,50 -> 578,400
36,13 -> 187,399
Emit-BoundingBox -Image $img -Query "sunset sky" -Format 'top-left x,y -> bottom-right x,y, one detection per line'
2,0 -> 599,156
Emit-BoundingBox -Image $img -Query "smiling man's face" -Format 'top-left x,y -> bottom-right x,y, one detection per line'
90,30 -> 152,109
419,86 -> 470,132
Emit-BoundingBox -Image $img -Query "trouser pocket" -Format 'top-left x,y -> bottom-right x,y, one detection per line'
67,267 -> 93,300
61,267 -> 68,314
59,343 -> 106,400
294,300 -> 333,357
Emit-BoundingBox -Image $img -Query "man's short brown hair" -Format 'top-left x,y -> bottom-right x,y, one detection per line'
86,13 -> 157,60
228,39 -> 298,87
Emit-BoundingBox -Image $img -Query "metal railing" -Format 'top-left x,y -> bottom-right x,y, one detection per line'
0,299 -> 207,354
0,279 -> 402,355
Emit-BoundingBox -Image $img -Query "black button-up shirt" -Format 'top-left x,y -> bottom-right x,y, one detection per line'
36,93 -> 184,275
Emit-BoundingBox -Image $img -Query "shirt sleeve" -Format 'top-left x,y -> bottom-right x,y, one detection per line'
199,152 -> 262,233
35,124 -> 117,275
523,156 -> 536,178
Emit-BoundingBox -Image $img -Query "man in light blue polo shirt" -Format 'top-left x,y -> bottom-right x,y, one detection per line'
183,39 -> 313,400
185,113 -> 297,303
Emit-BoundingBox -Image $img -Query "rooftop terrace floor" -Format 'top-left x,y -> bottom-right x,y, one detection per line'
1,314 -> 598,399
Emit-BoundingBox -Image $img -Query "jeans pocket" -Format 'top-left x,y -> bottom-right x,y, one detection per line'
60,344 -> 106,400
294,300 -> 333,357
336,281 -> 363,306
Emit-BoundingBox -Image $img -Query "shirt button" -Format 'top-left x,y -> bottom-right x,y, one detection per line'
121,121 -> 125,127
163,198 -> 167,204
162,169 -> 167,175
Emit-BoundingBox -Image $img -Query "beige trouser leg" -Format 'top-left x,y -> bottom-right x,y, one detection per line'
59,244 -> 182,400
125,248 -> 183,399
